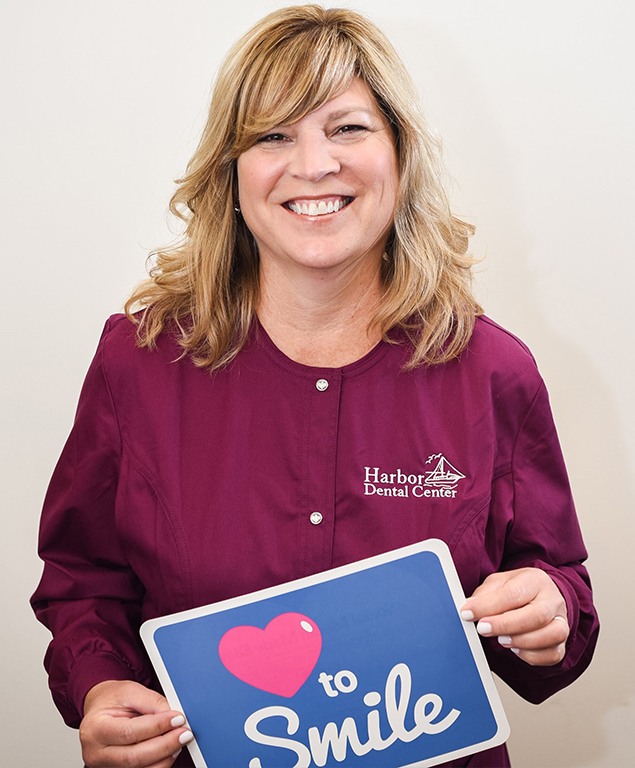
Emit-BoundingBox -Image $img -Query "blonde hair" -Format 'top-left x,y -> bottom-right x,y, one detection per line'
125,4 -> 481,369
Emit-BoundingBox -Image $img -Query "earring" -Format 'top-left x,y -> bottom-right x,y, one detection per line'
234,204 -> 241,214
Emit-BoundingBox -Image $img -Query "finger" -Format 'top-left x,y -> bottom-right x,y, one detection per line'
511,642 -> 568,667
94,710 -> 188,748
462,570 -> 542,620
84,724 -> 194,767
497,614 -> 569,649
474,599 -> 560,639
496,615 -> 569,667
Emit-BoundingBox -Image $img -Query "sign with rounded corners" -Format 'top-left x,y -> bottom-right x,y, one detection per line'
141,539 -> 509,767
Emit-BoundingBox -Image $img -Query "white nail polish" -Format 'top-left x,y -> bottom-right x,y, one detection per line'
171,715 -> 186,728
498,635 -> 513,646
510,647 -> 520,655
477,621 -> 492,636
461,609 -> 475,621
179,730 -> 194,745
172,748 -> 182,759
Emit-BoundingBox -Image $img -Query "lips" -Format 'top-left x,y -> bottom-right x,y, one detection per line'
284,196 -> 353,217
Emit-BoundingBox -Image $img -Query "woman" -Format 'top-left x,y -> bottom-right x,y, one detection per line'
32,6 -> 599,767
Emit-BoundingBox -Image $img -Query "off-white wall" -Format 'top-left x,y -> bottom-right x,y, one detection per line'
2,1 -> 633,765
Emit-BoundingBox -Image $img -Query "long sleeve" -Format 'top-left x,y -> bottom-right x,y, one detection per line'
31,320 -> 154,727
482,380 -> 599,703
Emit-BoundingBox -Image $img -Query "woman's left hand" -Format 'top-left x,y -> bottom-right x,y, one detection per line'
461,567 -> 569,666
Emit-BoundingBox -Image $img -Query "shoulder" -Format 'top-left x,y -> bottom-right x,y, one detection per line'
459,315 -> 541,384
99,313 -> 137,350
468,315 -> 536,364
438,316 -> 548,415
98,313 -> 179,361
96,313 -> 186,390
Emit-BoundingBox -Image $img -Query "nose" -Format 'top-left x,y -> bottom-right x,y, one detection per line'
286,133 -> 340,182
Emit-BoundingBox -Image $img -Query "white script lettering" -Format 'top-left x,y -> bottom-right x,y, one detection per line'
245,662 -> 461,767
245,707 -> 312,768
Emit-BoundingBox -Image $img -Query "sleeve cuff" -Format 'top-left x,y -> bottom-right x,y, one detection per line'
68,652 -> 136,723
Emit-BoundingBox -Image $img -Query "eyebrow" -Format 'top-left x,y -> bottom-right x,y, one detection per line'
267,106 -> 381,133
327,107 -> 378,121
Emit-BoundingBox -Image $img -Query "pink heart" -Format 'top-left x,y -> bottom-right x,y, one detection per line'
218,612 -> 322,697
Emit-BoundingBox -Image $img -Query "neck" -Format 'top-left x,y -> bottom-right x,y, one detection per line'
257,258 -> 384,367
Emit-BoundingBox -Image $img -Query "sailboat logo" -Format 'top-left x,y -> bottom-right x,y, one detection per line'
424,454 -> 466,490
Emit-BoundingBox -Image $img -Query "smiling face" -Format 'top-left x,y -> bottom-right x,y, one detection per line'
236,79 -> 399,279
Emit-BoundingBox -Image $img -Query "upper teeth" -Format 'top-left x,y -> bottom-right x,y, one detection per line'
288,199 -> 348,216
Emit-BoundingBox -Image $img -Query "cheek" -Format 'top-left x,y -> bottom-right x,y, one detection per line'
236,153 -> 282,214
367,146 -> 399,210
236,154 -> 267,209
236,156 -> 258,211
378,162 -> 400,216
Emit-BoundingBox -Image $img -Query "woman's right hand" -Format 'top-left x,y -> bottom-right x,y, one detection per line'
80,680 -> 194,767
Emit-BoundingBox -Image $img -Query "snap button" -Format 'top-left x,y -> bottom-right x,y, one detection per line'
315,379 -> 329,392
310,512 -> 323,525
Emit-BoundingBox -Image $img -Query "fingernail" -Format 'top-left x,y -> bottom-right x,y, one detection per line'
510,647 -> 520,655
172,748 -> 182,759
477,621 -> 493,636
171,715 -> 186,728
179,730 -> 194,745
461,609 -> 475,621
498,635 -> 513,647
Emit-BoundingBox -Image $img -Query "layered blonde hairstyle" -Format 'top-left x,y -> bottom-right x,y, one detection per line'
125,4 -> 481,369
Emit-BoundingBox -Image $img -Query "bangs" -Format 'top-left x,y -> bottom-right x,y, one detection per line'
232,26 -> 360,153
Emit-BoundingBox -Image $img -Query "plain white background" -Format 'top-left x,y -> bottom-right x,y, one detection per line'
2,1 -> 633,765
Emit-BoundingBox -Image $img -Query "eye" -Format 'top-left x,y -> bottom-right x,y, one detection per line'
255,132 -> 288,144
334,124 -> 368,136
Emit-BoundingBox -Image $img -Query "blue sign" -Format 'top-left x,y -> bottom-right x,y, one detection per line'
141,539 -> 509,767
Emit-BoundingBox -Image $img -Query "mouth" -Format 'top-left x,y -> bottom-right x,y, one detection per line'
283,196 -> 353,217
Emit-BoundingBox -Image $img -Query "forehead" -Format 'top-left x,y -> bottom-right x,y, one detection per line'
293,79 -> 384,123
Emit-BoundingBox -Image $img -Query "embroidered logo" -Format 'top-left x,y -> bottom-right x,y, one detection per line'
363,454 -> 466,499
424,454 -> 466,490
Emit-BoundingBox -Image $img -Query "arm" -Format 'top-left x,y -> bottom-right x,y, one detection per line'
464,382 -> 599,703
31,322 -> 194,764
31,320 -> 152,725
